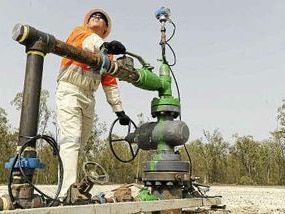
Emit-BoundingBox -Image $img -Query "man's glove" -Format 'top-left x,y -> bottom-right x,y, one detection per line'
103,40 -> 126,55
115,111 -> 130,125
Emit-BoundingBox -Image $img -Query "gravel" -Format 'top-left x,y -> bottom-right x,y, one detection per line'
1,184 -> 285,213
208,185 -> 285,213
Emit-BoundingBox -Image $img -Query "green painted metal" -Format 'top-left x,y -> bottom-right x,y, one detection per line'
156,120 -> 167,152
150,62 -> 180,114
143,62 -> 180,162
136,187 -> 158,201
158,63 -> 172,96
152,96 -> 180,106
133,67 -> 162,91
151,96 -> 180,111
149,160 -> 157,170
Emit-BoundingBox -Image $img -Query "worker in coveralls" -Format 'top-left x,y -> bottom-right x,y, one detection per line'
55,8 -> 130,198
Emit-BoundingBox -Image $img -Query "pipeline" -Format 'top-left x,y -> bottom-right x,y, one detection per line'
12,24 -> 140,84
1,13 -> 191,212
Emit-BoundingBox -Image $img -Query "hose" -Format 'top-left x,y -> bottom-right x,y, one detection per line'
8,134 -> 63,208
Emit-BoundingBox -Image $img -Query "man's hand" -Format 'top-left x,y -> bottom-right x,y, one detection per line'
115,111 -> 130,125
103,40 -> 126,55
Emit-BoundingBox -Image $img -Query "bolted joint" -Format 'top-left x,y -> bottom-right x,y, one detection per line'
108,56 -> 140,83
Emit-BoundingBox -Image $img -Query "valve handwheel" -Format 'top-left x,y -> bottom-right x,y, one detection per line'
108,118 -> 139,163
83,161 -> 109,184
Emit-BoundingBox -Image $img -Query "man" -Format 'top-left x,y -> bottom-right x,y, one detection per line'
55,8 -> 130,198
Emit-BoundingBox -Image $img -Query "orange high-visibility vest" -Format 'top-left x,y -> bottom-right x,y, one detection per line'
60,26 -> 117,86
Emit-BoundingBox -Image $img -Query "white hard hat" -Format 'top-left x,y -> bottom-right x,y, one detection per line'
84,8 -> 112,39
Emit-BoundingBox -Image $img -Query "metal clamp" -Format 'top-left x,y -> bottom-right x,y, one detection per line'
99,47 -> 110,75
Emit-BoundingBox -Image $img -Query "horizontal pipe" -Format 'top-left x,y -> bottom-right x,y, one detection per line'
12,24 -> 140,83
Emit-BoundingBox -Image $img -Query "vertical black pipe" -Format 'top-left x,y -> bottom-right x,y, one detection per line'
10,51 -> 44,208
18,52 -> 44,146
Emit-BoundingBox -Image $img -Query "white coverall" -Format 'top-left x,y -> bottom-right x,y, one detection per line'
55,25 -> 123,197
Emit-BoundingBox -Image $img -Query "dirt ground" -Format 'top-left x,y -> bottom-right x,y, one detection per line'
0,184 -> 285,213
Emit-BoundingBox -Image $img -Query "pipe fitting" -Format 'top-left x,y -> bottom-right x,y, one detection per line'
0,195 -> 14,211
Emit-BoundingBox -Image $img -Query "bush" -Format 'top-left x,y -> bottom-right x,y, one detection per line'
238,176 -> 256,185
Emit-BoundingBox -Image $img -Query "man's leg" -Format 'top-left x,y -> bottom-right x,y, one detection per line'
78,93 -> 95,180
59,141 -> 80,197
56,82 -> 83,198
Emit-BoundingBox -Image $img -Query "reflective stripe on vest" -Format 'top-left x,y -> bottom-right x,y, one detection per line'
60,26 -> 117,87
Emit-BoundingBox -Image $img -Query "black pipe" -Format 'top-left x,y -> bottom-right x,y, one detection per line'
12,24 -> 102,70
19,51 -> 44,146
12,24 -> 140,84
9,45 -> 45,209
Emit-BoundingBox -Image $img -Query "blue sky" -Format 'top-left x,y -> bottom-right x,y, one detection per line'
1,0 -> 285,142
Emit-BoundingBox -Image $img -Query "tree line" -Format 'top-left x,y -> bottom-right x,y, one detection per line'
0,90 -> 285,185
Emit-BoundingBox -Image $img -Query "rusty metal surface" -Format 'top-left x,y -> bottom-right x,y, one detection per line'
112,185 -> 134,202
